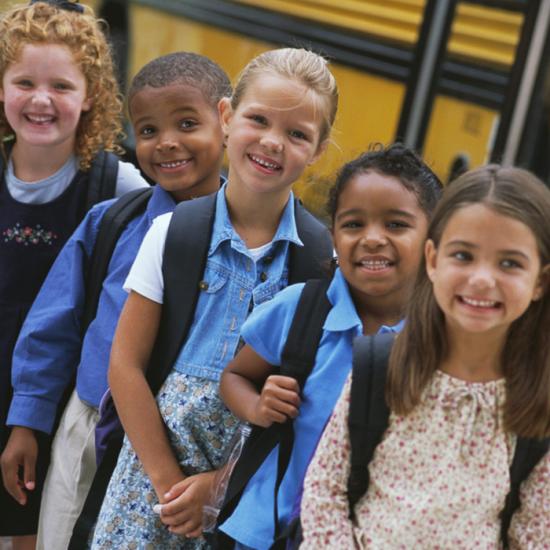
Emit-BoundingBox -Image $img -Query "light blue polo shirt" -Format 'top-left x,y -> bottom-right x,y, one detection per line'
220,267 -> 404,549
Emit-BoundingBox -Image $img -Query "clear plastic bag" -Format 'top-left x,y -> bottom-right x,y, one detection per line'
203,423 -> 252,532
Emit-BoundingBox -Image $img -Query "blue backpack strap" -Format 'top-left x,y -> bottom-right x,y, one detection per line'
82,187 -> 153,334
216,278 -> 332,539
85,150 -> 119,210
347,333 -> 394,518
500,436 -> 550,546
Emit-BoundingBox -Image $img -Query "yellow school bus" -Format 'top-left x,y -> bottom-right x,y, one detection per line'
4,0 -> 550,218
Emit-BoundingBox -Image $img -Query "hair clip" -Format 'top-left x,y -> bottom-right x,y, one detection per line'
29,0 -> 84,14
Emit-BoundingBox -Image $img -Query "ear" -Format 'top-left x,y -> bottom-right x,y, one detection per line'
308,139 -> 329,165
82,96 -> 93,112
218,97 -> 233,135
425,239 -> 438,282
0,87 -> 4,102
532,263 -> 550,301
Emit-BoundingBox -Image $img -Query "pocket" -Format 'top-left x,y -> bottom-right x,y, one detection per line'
200,269 -> 229,294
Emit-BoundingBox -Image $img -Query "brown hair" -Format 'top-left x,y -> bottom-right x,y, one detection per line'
0,1 -> 124,169
387,165 -> 550,438
230,48 -> 338,147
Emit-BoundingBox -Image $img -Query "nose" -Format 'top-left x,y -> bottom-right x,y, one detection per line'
360,226 -> 388,249
468,265 -> 496,290
31,89 -> 51,106
156,134 -> 179,153
260,132 -> 283,154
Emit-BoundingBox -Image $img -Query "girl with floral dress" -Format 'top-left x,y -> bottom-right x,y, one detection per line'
301,165 -> 550,548
90,47 -> 339,549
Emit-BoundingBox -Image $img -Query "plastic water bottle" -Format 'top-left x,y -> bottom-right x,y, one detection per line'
203,423 -> 252,532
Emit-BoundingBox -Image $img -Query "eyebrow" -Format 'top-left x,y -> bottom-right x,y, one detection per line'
335,208 -> 417,221
444,240 -> 531,260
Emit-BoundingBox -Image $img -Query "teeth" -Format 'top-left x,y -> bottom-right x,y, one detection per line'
27,114 -> 54,123
462,297 -> 497,308
361,260 -> 390,270
159,160 -> 189,168
250,155 -> 280,170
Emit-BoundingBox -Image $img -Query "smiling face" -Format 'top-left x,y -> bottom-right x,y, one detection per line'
130,83 -> 224,201
333,170 -> 429,316
0,43 -> 91,159
426,203 -> 546,341
219,73 -> 326,202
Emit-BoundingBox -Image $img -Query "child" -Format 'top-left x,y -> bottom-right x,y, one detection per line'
89,47 -> 338,549
300,165 -> 550,547
0,1 -> 147,548
218,144 -> 443,549
1,51 -> 229,550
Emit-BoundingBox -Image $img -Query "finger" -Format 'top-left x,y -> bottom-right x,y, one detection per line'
23,452 -> 36,491
263,396 -> 300,419
160,506 -> 194,526
2,462 -> 26,505
164,477 -> 191,502
268,387 -> 301,408
267,375 -> 300,392
168,517 -> 202,537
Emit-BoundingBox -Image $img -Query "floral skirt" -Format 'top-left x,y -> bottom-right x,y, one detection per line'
91,370 -> 239,549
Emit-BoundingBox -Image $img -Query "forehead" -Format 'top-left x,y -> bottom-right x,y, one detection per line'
129,83 -> 215,121
441,203 -> 539,252
337,170 -> 423,215
8,42 -> 79,72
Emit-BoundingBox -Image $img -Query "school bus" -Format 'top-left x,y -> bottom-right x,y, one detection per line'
4,0 -> 550,219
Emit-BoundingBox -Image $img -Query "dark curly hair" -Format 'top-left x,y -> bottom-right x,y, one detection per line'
327,143 -> 443,224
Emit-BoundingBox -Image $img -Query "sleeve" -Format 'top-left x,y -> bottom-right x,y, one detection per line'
300,374 -> 357,549
114,160 -> 150,197
507,449 -> 550,548
240,282 -> 305,366
123,213 -> 171,303
7,203 -> 109,434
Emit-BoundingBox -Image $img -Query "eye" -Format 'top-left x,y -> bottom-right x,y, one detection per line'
341,219 -> 362,229
501,258 -> 522,269
16,79 -> 33,88
289,129 -> 308,141
53,82 -> 70,91
249,114 -> 267,125
386,220 -> 410,230
138,126 -> 155,138
451,250 -> 472,262
179,119 -> 197,130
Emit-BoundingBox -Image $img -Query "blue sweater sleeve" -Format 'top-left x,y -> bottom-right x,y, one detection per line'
241,282 -> 305,367
7,200 -> 114,434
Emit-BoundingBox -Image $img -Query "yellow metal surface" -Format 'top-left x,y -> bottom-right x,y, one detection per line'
423,95 -> 498,183
129,4 -> 405,219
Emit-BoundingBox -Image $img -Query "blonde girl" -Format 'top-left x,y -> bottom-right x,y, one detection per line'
301,165 -> 550,548
90,48 -> 338,549
0,1 -> 146,548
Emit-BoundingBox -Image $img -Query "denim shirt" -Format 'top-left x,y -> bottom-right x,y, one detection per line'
130,184 -> 303,382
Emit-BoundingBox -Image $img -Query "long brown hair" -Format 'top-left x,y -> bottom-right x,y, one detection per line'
387,165 -> 550,438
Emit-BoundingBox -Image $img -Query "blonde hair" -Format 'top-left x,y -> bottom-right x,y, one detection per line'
231,48 -> 338,145
0,1 -> 124,169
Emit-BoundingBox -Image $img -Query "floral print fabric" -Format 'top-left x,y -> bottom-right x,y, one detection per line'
300,371 -> 550,549
91,371 -> 239,549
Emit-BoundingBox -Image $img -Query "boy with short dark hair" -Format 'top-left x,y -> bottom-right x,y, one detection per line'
0,51 -> 230,550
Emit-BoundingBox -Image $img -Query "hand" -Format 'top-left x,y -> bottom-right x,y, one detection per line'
0,426 -> 37,505
252,375 -> 301,428
156,470 -> 217,538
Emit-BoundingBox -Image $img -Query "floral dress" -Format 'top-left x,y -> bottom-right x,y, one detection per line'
90,371 -> 238,549
300,371 -> 550,549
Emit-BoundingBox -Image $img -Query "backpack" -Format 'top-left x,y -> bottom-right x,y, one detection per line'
68,194 -> 333,550
275,334 -> 550,550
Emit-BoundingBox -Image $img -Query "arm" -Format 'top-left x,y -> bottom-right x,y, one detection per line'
220,345 -> 300,428
300,375 -> 357,549
507,449 -> 550,549
108,290 -> 183,501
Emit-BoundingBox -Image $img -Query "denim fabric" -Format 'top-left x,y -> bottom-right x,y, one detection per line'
172,186 -> 302,381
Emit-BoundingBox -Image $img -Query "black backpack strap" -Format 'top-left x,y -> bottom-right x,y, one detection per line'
347,333 -> 394,519
85,151 -> 119,210
81,187 -> 153,334
288,199 -> 332,284
217,278 -> 332,533
146,193 -> 217,395
500,436 -> 550,547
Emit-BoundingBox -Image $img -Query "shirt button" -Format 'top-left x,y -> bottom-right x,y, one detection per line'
264,255 -> 274,264
198,280 -> 209,291
260,272 -> 268,282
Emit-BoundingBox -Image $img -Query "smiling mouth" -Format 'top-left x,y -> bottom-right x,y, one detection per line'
459,296 -> 501,309
248,154 -> 282,171
25,114 -> 55,125
157,159 -> 191,169
359,259 -> 394,271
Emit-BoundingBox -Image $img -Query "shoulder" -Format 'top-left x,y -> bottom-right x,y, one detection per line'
115,160 -> 150,196
247,282 -> 306,323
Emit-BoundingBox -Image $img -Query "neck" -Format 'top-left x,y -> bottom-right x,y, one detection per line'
224,182 -> 290,249
440,322 -> 506,382
11,140 -> 75,182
